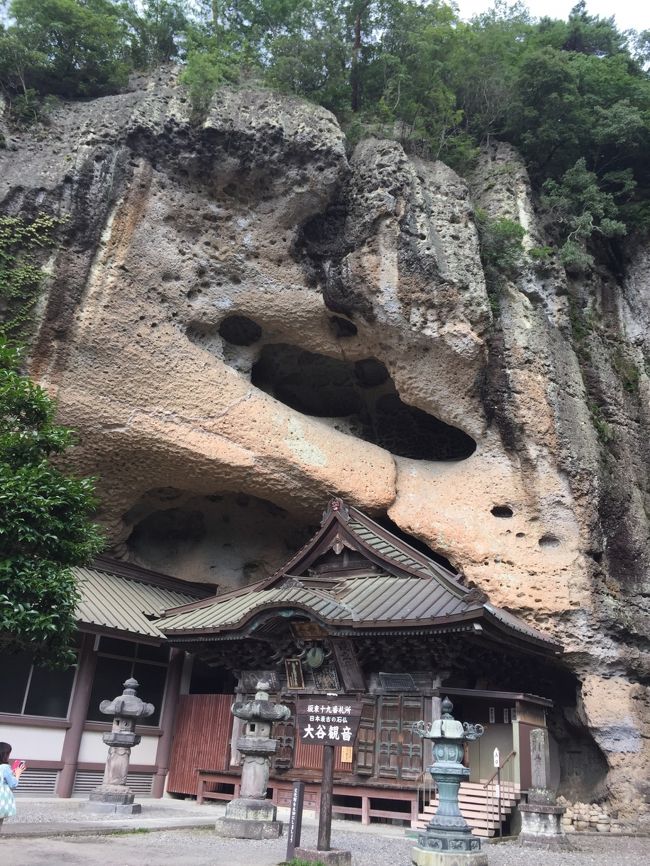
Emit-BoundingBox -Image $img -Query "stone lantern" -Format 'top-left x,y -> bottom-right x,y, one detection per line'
87,678 -> 154,814
216,680 -> 290,839
411,696 -> 486,866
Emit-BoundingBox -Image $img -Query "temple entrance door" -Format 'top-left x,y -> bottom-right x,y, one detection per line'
377,695 -> 427,781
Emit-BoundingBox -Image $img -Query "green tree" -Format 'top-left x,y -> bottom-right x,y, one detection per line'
541,157 -> 628,269
1,0 -> 133,100
129,0 -> 189,67
0,340 -> 102,667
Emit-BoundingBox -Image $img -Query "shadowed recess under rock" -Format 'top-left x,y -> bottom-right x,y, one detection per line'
122,491 -> 317,588
251,344 -> 477,461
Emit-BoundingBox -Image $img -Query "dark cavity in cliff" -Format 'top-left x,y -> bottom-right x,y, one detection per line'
252,344 -> 476,461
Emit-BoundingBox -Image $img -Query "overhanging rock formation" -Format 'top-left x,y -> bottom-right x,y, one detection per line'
1,70 -> 648,815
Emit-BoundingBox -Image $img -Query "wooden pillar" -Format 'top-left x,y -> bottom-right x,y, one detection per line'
152,648 -> 185,798
317,744 -> 335,851
57,632 -> 97,798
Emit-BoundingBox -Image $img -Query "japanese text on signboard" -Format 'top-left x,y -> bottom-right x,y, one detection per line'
296,699 -> 362,746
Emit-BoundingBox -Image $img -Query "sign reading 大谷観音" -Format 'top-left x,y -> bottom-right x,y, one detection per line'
296,698 -> 362,746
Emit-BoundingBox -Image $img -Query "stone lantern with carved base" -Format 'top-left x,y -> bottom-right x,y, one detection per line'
86,678 -> 154,814
216,681 -> 291,839
412,697 -> 487,866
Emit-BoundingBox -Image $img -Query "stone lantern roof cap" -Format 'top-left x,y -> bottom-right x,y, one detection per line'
99,678 -> 155,719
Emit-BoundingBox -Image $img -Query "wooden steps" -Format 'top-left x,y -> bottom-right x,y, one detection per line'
417,781 -> 521,838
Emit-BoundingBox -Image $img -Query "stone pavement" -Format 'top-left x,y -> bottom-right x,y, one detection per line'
1,795 -> 222,838
1,798 -> 649,866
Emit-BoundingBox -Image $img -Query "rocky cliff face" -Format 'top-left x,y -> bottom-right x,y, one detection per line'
1,70 -> 648,815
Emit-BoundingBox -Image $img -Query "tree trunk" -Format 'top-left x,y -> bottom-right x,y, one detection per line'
351,12 -> 362,113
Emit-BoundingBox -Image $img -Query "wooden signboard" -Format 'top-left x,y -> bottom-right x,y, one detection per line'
285,658 -> 305,690
295,696 -> 363,853
291,621 -> 329,640
330,638 -> 365,691
296,698 -> 362,747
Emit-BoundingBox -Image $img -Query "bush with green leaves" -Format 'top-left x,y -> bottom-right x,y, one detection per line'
475,209 -> 526,281
0,340 -> 103,667
180,27 -> 247,116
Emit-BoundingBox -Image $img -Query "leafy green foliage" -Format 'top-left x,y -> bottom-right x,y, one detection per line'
180,25 -> 250,115
1,0 -> 132,99
1,1 -> 649,257
541,158 -> 627,270
0,0 -> 189,120
130,1 -> 189,68
0,340 -> 103,667
0,214 -> 63,338
475,209 -> 526,295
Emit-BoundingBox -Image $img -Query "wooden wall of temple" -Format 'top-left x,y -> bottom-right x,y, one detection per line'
167,694 -> 234,795
166,691 -> 433,795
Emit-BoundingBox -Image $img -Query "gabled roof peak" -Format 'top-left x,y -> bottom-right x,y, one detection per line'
323,497 -> 351,523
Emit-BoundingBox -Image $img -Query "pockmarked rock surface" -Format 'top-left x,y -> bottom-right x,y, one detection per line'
1,71 -> 648,815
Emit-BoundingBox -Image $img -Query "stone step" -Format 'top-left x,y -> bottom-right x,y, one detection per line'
417,779 -> 522,839
422,803 -> 519,816
423,797 -> 519,812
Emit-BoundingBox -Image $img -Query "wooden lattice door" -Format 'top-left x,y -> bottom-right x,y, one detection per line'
355,698 -> 377,775
377,695 -> 426,781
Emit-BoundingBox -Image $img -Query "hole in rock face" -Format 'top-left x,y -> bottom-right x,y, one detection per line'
218,315 -> 262,346
123,491 -> 316,589
539,533 -> 561,548
329,316 -> 358,338
251,344 -> 476,461
491,505 -> 514,518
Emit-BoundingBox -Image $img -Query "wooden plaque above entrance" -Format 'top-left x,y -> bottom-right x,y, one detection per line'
296,698 -> 362,746
331,639 -> 365,691
291,622 -> 329,640
238,670 -> 280,693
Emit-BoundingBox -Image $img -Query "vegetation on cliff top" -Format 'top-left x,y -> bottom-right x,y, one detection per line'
1,1 -> 649,262
0,339 -> 103,666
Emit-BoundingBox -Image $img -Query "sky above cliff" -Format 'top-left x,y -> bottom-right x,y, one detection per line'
455,1 -> 650,32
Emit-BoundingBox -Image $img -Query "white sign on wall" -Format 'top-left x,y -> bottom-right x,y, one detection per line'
493,747 -> 500,768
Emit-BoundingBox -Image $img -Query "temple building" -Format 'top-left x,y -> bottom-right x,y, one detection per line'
2,498 -> 582,834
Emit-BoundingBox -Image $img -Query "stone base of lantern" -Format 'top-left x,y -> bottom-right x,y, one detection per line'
294,847 -> 352,866
215,797 -> 283,838
412,831 -> 487,866
411,851 -> 488,866
518,803 -> 571,850
86,785 -> 141,814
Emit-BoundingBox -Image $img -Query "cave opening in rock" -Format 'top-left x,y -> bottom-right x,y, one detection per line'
374,513 -> 457,573
251,344 -> 477,460
329,315 -> 358,338
122,490 -> 317,589
218,314 -> 262,346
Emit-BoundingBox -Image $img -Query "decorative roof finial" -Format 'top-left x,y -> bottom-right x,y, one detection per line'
322,497 -> 350,523
441,696 -> 454,719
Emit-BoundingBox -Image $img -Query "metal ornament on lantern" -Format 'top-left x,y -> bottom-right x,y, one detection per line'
411,696 -> 487,866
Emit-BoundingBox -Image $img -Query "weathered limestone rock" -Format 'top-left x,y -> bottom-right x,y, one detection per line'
1,74 -> 648,818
